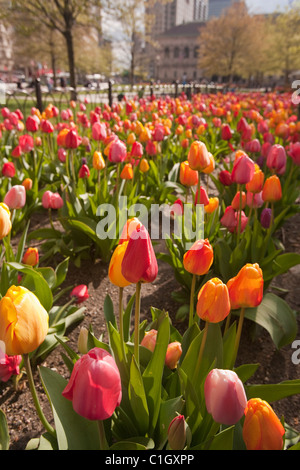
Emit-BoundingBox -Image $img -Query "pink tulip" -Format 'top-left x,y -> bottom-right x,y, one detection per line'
19,134 -> 34,153
42,190 -> 63,210
65,129 -> 81,149
221,123 -> 233,141
1,107 -> 10,118
4,185 -> 26,209
62,347 -> 122,420
245,139 -> 261,153
288,142 -> 300,165
40,119 -> 54,133
58,148 -> 67,163
26,115 -> 40,132
266,144 -> 286,175
204,369 -> 247,425
92,121 -> 107,141
231,154 -> 255,184
108,139 -> 127,163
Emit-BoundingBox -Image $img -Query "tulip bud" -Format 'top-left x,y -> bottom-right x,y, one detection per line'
165,341 -> 182,369
183,239 -> 214,276
204,369 -> 247,425
262,175 -> 282,203
2,161 -> 15,178
120,163 -> 133,180
0,203 -> 12,239
22,178 -> 33,191
4,185 -> 26,209
221,123 -> 233,141
58,148 -> 67,163
0,351 -> 22,382
187,140 -> 210,171
77,327 -> 89,355
121,224 -> 158,284
93,151 -> 105,170
70,285 -> 89,304
0,285 -> 48,355
180,161 -> 198,187
22,247 -> 39,266
62,347 -> 122,420
141,329 -> 157,352
243,398 -> 285,450
78,164 -> 90,179
227,263 -> 263,310
139,158 -> 150,173
196,278 -> 230,323
108,242 -> 131,288
260,207 -> 272,229
194,186 -> 209,206
231,191 -> 246,210
168,415 -> 187,450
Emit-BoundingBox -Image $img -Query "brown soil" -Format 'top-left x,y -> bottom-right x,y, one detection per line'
1,211 -> 300,450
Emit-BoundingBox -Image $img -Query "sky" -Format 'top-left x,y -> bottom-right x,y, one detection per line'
246,0 -> 292,14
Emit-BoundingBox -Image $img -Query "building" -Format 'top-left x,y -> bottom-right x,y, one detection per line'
208,0 -> 239,18
149,0 -> 208,37
153,22 -> 205,83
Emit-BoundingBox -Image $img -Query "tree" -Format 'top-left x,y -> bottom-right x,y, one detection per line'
6,0 -> 103,99
197,1 -> 265,82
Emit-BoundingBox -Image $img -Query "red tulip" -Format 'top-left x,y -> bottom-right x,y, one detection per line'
19,134 -> 34,153
26,115 -> 40,132
11,145 -> 22,158
65,129 -> 82,149
183,239 -> 214,276
231,153 -> 255,185
219,170 -> 232,186
40,119 -> 54,133
221,123 -> 233,141
2,162 -> 15,178
121,224 -> 158,283
288,142 -> 300,165
78,164 -> 90,179
62,347 -> 122,420
0,350 -> 22,382
70,284 -> 89,304
194,186 -> 209,206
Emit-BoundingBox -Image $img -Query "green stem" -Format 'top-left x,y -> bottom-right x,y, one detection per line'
23,353 -> 56,437
97,420 -> 109,450
231,307 -> 245,368
53,298 -> 75,325
197,171 -> 201,205
193,321 -> 209,383
119,287 -> 127,363
237,184 -> 242,244
134,281 -> 142,365
189,274 -> 196,328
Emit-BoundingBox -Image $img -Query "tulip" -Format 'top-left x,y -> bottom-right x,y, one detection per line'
187,140 -> 210,172
204,369 -> 247,425
119,217 -> 142,244
221,123 -> 233,141
108,138 -> 127,163
139,158 -> 150,173
0,285 -> 48,355
11,145 -> 22,158
231,153 -> 255,185
2,161 -> 15,178
196,278 -> 230,323
165,341 -> 182,369
183,239 -> 213,276
246,191 -> 263,209
243,398 -> 285,450
22,247 -> 39,266
202,152 -> 215,174
262,175 -> 282,203
0,203 -> 12,239
231,191 -> 246,210
120,163 -> 133,180
58,147 -> 67,163
245,165 -> 264,193
40,119 -> 54,133
19,134 -> 34,153
92,121 -> 107,141
65,129 -> 81,149
78,164 -> 90,179
51,193 -> 64,209
245,138 -> 261,153
219,169 -> 232,186
266,144 -> 286,175
141,329 -> 157,352
93,151 -> 105,170
288,142 -> 300,165
0,351 -> 22,382
22,178 -> 33,191
220,205 -> 237,232
4,185 -> 26,210
180,161 -> 198,187
194,186 -> 209,206
130,141 -> 143,158
168,415 -> 187,450
62,347 -> 122,423
204,197 -> 219,214
109,242 -> 131,288
25,115 -> 40,132
260,207 -> 272,229
70,285 -> 89,304
227,263 -> 263,310
121,224 -> 158,284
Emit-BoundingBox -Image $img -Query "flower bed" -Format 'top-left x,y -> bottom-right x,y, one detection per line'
0,89 -> 300,450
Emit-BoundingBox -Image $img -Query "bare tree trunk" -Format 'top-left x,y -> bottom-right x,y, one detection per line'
64,28 -> 77,100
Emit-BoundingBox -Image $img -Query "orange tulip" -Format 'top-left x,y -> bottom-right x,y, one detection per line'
22,178 -> 33,191
204,197 -> 219,214
246,165 -> 264,194
108,242 -> 131,288
183,239 -> 214,276
141,329 -> 157,352
231,191 -> 246,210
56,128 -> 69,147
196,278 -> 230,323
120,163 -> 133,180
119,217 -> 142,244
0,203 -> 12,239
262,175 -> 282,203
202,152 -> 215,174
179,161 -> 198,187
22,247 -> 39,266
139,158 -> 150,173
165,342 -> 182,369
187,141 -> 210,172
243,398 -> 285,450
227,263 -> 263,310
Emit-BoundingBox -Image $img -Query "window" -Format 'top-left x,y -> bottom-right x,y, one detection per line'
164,47 -> 170,58
174,47 -> 180,58
194,46 -> 199,58
183,47 -> 189,58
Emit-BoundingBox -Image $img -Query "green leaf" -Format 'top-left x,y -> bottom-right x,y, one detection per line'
246,379 -> 300,403
0,409 -> 9,450
39,366 -> 99,450
104,294 -> 116,328
244,293 -> 297,349
192,426 -> 235,450
128,356 -> 149,435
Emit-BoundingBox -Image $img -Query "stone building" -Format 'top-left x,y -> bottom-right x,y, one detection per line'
152,22 -> 204,83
